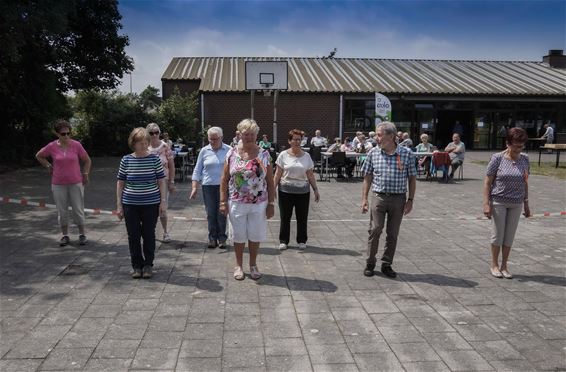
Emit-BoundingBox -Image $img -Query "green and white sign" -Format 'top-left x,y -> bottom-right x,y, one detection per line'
375,93 -> 392,127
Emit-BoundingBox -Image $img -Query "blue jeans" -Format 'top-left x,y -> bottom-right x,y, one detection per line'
202,185 -> 227,242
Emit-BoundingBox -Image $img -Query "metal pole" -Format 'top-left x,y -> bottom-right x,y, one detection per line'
201,93 -> 205,147
339,94 -> 343,139
273,90 -> 278,143
250,90 -> 255,120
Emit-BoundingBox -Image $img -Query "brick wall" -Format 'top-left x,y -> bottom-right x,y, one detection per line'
162,80 -> 200,99
202,92 -> 340,146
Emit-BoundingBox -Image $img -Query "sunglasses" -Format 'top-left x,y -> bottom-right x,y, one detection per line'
149,131 -> 160,136
58,132 -> 70,136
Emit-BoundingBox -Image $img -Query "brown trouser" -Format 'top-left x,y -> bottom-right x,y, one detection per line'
367,193 -> 406,266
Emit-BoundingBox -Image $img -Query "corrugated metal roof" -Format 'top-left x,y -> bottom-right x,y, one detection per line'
162,57 -> 566,96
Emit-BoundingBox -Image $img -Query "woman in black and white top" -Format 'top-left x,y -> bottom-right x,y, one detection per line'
274,129 -> 320,251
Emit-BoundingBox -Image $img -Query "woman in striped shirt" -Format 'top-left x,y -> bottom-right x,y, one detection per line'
116,128 -> 167,279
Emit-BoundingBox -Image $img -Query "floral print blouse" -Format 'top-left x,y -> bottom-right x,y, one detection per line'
226,146 -> 270,203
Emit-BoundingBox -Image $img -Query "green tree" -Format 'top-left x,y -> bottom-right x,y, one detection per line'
157,89 -> 200,143
0,0 -> 132,165
138,85 -> 162,113
71,90 -> 153,156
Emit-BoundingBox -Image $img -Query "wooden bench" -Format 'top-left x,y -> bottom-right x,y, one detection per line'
538,144 -> 566,168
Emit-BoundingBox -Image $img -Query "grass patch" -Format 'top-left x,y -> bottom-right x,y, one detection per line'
472,160 -> 566,180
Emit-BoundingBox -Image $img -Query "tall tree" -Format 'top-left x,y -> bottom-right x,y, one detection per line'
0,0 -> 133,165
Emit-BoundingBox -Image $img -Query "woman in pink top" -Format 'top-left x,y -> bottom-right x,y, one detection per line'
220,119 -> 275,281
36,120 -> 92,246
146,123 -> 176,243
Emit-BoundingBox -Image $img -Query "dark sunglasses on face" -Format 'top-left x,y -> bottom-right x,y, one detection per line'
149,131 -> 160,136
59,132 -> 70,136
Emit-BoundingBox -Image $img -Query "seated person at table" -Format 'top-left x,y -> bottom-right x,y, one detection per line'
356,135 -> 373,153
415,133 -> 434,177
351,131 -> 363,149
340,137 -> 356,178
399,132 -> 413,148
259,134 -> 272,150
367,131 -> 378,148
310,129 -> 327,147
300,135 -> 308,147
396,131 -> 404,144
327,137 -> 342,153
445,133 -> 465,179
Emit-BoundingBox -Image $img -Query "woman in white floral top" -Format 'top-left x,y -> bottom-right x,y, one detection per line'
220,119 -> 275,280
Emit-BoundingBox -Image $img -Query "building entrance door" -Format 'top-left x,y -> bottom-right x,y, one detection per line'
436,110 -> 474,149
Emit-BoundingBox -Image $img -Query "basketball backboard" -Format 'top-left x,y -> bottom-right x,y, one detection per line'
245,61 -> 288,90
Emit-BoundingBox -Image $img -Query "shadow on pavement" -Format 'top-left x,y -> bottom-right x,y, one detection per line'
257,273 -> 338,293
514,274 -> 566,287
398,273 -> 478,288
261,245 -> 361,257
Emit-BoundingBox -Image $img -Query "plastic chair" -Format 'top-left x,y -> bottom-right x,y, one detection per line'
330,152 -> 347,180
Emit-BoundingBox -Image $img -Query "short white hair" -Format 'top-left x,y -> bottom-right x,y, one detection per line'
237,119 -> 260,135
377,122 -> 397,137
207,126 -> 223,138
368,131 -> 375,137
146,122 -> 160,133
420,133 -> 429,141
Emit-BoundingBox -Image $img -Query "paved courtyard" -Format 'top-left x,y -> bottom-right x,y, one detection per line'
1,152 -> 565,371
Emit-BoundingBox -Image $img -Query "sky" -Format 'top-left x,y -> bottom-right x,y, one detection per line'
116,0 -> 566,94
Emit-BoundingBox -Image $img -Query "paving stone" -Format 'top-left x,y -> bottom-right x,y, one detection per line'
58,330 -> 105,348
266,355 -> 312,371
0,359 -> 43,372
262,320 -> 302,338
130,348 -> 179,370
453,323 -> 502,342
311,363 -> 359,372
402,361 -> 450,372
353,351 -> 404,371
389,342 -> 441,362
377,325 -> 425,343
436,350 -> 494,371
224,330 -> 263,348
222,347 -> 266,368
175,357 -> 222,372
39,347 -> 93,370
140,331 -> 183,349
306,343 -> 354,364
83,358 -> 132,371
470,340 -> 524,361
422,332 -> 473,351
179,338 -> 222,358
265,337 -> 308,356
93,339 -> 140,359
184,322 -> 223,339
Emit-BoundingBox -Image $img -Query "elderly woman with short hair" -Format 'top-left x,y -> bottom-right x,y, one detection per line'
220,119 -> 275,280
146,123 -> 175,242
190,127 -> 231,248
415,133 -> 434,178
116,128 -> 167,279
36,120 -> 92,246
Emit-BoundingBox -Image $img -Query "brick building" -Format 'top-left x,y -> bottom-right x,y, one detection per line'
162,51 -> 566,149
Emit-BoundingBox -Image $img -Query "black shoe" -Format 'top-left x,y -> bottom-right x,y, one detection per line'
131,268 -> 142,279
449,173 -> 454,179
142,265 -> 153,279
218,240 -> 227,249
207,240 -> 217,249
59,235 -> 70,246
381,263 -> 397,278
363,263 -> 375,277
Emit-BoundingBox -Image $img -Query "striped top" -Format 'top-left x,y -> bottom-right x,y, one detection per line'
117,154 -> 165,205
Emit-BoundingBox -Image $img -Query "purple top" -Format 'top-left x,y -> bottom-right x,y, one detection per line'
486,152 -> 529,204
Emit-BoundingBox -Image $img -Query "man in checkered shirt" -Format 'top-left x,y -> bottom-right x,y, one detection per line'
361,122 -> 417,278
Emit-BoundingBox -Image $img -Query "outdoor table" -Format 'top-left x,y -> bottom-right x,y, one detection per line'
538,144 -> 566,168
320,151 -> 364,181
527,138 -> 546,153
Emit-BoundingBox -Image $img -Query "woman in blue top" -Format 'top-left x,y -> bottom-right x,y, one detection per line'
190,127 -> 231,248
483,127 -> 531,279
116,128 -> 166,279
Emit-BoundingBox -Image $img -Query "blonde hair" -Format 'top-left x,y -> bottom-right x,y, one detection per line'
128,127 -> 150,150
146,122 -> 160,133
237,119 -> 260,135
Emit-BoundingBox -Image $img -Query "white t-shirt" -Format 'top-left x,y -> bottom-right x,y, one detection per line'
275,150 -> 314,194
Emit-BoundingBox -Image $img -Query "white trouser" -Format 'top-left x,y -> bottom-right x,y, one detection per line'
51,183 -> 85,227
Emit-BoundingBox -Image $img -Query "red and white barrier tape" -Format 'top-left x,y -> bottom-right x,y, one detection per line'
2,196 -> 565,222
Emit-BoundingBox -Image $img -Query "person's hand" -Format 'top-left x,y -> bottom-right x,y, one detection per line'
403,200 -> 413,215
266,204 -> 275,219
361,199 -> 368,214
116,206 -> 123,221
523,202 -> 532,218
314,190 -> 320,203
168,183 -> 176,193
483,203 -> 492,219
82,174 -> 89,186
189,188 -> 198,200
219,203 -> 228,217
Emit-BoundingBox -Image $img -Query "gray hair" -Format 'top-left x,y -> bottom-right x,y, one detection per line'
207,126 -> 223,138
237,119 -> 260,135
420,133 -> 429,141
368,131 -> 375,137
377,121 -> 397,137
146,122 -> 160,133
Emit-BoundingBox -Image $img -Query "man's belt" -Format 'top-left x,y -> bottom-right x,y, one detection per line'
374,192 -> 405,196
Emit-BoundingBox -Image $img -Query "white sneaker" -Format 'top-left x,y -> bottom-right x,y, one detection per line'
298,243 -> 307,250
163,233 -> 171,243
279,243 -> 288,250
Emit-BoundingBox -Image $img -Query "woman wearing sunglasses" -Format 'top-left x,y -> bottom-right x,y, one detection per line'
146,123 -> 175,242
36,119 -> 92,246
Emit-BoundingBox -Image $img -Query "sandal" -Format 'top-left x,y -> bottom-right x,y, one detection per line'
500,269 -> 513,279
490,267 -> 503,278
250,265 -> 262,280
234,266 -> 245,280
